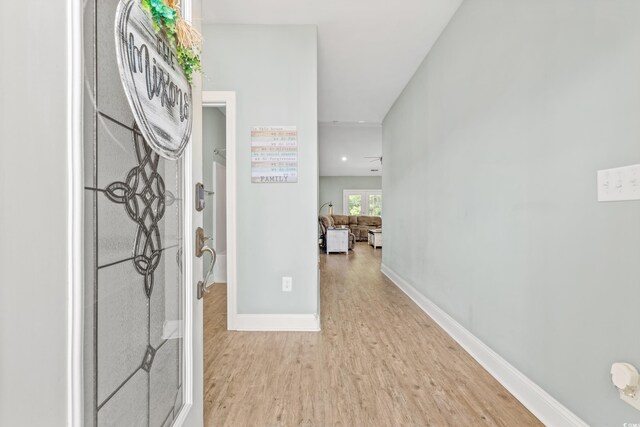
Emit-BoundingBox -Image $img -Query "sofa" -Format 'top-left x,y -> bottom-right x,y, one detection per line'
319,214 -> 382,242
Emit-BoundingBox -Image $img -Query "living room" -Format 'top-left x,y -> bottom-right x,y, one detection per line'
318,122 -> 383,254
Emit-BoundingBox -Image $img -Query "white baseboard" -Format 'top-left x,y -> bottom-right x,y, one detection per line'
380,264 -> 588,427
234,314 -> 321,331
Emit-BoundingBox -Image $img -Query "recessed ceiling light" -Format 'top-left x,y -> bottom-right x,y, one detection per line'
358,121 -> 365,124
341,156 -> 348,162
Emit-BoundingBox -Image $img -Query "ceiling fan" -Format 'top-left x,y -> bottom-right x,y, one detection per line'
365,156 -> 382,165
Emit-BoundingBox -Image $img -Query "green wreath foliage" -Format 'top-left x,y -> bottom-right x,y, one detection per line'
141,0 -> 201,83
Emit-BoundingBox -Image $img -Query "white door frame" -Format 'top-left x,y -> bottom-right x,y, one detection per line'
68,0 -> 83,424
202,92 -> 238,330
174,1 -> 198,424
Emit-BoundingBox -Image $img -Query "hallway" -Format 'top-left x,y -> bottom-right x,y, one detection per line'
204,244 -> 541,426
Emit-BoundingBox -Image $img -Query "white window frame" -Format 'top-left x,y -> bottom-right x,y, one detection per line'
343,189 -> 382,216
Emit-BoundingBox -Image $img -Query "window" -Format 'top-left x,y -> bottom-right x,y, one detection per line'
369,194 -> 382,216
347,194 -> 362,215
343,190 -> 382,216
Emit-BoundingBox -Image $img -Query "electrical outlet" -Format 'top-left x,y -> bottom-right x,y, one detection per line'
598,164 -> 640,202
282,276 -> 292,292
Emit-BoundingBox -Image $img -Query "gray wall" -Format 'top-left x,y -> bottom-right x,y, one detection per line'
202,24 -> 319,315
0,1 -> 71,425
382,1 -> 640,424
319,176 -> 382,215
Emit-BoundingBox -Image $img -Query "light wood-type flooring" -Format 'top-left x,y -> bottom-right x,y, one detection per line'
204,243 -> 542,426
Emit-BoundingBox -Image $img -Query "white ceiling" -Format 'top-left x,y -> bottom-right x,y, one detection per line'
319,124 -> 382,176
202,0 -> 463,124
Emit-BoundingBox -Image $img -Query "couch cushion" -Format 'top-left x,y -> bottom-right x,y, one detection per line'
332,215 -> 349,226
319,216 -> 333,230
358,216 -> 382,227
354,226 -> 369,241
349,215 -> 358,225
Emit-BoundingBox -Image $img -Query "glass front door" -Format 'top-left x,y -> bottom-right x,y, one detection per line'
83,0 -> 185,425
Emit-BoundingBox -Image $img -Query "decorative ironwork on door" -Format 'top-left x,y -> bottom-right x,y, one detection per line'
103,125 -> 176,297
83,0 -> 185,425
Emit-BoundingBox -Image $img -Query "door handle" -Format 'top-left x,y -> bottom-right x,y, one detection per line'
195,227 -> 217,299
197,246 -> 217,300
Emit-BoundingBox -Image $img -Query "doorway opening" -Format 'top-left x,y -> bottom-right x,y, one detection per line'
202,107 -> 227,285
200,92 -> 237,331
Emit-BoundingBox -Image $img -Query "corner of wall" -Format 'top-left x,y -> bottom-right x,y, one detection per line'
380,263 -> 588,427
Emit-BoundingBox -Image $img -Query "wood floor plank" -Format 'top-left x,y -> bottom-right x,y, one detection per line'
204,243 -> 542,426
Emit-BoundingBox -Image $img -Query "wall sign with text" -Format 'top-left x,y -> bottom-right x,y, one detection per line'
114,0 -> 192,160
251,126 -> 298,183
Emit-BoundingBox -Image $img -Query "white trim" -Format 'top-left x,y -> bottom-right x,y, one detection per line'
235,314 -> 321,332
173,1 -> 194,425
68,0 -> 83,425
380,264 -> 588,427
202,91 -> 238,331
173,139 -> 194,427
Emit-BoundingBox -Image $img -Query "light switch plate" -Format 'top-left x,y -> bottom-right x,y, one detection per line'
597,164 -> 640,202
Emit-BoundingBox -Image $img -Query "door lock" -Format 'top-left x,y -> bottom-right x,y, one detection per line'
195,182 -> 205,212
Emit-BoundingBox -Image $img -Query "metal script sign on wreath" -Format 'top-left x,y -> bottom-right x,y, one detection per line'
114,0 -> 192,160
